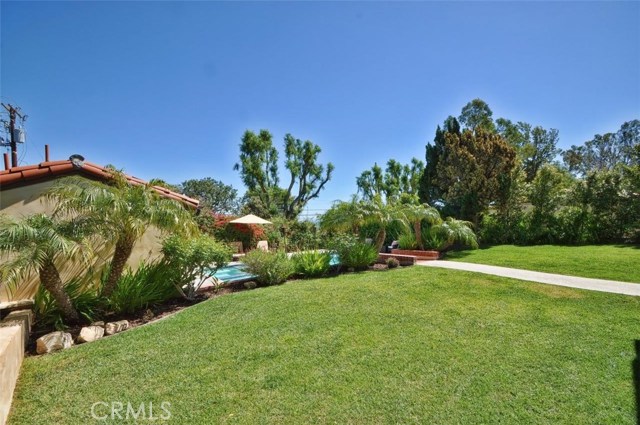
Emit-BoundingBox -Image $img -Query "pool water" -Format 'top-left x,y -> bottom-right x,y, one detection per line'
212,264 -> 255,283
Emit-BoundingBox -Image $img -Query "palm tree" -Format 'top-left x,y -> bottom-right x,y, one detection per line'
426,217 -> 479,251
47,172 -> 197,298
401,203 -> 441,250
0,214 -> 92,322
321,196 -> 405,252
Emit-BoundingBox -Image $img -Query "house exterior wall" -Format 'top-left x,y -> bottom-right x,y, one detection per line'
0,177 -> 165,303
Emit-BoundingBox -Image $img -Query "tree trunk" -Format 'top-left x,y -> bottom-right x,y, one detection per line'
413,220 -> 424,250
101,235 -> 135,298
39,261 -> 79,323
374,228 -> 386,253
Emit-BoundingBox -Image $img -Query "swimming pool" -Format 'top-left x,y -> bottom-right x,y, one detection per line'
211,263 -> 255,283
212,252 -> 340,283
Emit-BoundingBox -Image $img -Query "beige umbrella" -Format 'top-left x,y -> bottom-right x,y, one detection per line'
229,214 -> 272,225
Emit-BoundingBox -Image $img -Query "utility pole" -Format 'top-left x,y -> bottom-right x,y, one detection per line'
1,103 -> 26,167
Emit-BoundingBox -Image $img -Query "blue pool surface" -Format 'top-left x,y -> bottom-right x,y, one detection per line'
212,264 -> 255,282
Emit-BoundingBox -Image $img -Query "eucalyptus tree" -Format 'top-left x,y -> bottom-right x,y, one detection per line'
0,214 -> 93,322
234,130 -> 334,220
47,173 -> 197,298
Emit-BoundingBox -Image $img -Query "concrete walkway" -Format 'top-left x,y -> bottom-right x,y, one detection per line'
416,260 -> 640,296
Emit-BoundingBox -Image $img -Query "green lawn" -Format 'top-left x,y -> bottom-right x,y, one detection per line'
446,244 -> 640,283
10,267 -> 640,424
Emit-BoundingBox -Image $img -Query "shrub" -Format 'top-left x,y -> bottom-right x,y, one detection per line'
398,232 -> 418,250
34,278 -> 101,330
196,209 -> 266,249
241,250 -> 293,286
162,234 -> 232,299
292,251 -> 331,277
386,257 -> 400,269
106,261 -> 179,314
330,235 -> 378,271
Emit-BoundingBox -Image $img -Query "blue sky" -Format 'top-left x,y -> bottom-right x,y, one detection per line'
2,1 -> 639,216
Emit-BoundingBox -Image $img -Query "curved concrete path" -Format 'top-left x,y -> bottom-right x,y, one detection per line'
416,260 -> 640,296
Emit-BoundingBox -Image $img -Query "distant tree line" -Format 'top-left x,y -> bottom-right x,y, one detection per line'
413,99 -> 639,245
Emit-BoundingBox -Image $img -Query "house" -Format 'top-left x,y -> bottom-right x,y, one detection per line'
0,146 -> 199,304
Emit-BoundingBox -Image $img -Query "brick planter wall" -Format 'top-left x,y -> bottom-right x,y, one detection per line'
391,249 -> 440,260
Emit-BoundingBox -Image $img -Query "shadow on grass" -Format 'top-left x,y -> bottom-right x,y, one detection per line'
614,244 -> 640,250
633,340 -> 640,424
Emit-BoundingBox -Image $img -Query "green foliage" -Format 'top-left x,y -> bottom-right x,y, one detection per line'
329,235 -> 378,270
0,213 -> 94,323
459,98 -> 495,133
46,173 -> 197,298
321,198 -> 406,252
234,130 -> 334,220
398,232 -> 418,250
356,158 -> 424,203
106,262 -> 178,314
292,251 -> 332,278
241,250 -> 294,286
386,257 -> 400,269
34,278 -> 101,330
285,220 -> 328,252
421,227 -> 447,251
427,218 -> 479,251
563,120 -> 639,175
435,128 -> 517,227
180,178 -> 241,215
162,234 -> 232,299
420,117 -> 460,206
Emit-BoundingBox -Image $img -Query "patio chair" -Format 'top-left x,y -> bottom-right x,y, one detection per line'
256,240 -> 269,252
387,240 -> 399,253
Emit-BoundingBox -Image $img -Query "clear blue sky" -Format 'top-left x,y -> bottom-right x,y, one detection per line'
2,1 -> 639,215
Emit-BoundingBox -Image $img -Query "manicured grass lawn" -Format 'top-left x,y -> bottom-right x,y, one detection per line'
446,244 -> 640,283
10,267 -> 640,424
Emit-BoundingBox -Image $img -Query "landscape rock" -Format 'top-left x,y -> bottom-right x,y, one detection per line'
105,320 -> 129,335
77,326 -> 105,343
36,331 -> 73,355
90,321 -> 105,328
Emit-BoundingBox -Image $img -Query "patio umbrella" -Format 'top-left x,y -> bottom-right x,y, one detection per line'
229,214 -> 272,225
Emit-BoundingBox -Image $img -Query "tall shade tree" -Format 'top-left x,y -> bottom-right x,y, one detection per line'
180,177 -> 241,214
234,130 -> 334,220
496,119 -> 561,182
419,116 -> 461,206
435,129 -> 517,227
357,158 -> 424,203
0,214 -> 92,322
459,98 -> 496,133
47,173 -> 197,298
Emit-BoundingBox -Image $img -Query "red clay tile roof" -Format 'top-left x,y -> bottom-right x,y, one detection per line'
0,159 -> 199,208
